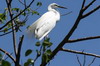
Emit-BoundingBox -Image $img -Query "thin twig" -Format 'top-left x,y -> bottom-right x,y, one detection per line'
0,31 -> 12,36
76,55 -> 82,66
83,55 -> 86,66
67,36 -> 100,43
82,5 -> 100,18
82,0 -> 96,11
88,57 -> 96,66
61,48 -> 100,58
0,48 -> 16,63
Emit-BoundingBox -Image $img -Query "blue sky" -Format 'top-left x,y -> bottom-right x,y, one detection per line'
0,0 -> 100,66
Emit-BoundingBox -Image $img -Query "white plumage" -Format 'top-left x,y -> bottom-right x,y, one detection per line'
27,3 -> 67,40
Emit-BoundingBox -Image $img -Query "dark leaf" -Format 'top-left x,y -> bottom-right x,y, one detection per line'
37,2 -> 42,6
32,11 -> 39,15
42,53 -> 50,63
35,41 -> 41,47
2,60 -> 11,66
46,49 -> 52,55
24,59 -> 34,66
25,49 -> 32,56
3,28 -> 8,33
0,13 -> 6,21
12,8 -> 20,12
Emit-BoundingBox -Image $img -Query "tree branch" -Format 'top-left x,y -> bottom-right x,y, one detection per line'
0,31 -> 12,36
82,5 -> 100,18
88,57 -> 96,66
67,36 -> 100,43
0,48 -> 16,63
82,0 -> 96,11
6,0 -> 17,56
16,35 -> 24,66
0,0 -> 34,30
81,0 -> 86,9
61,48 -> 100,58
76,55 -> 82,66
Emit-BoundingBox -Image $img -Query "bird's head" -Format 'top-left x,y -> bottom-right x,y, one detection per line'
48,3 -> 67,9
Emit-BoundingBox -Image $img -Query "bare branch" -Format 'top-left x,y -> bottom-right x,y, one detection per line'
82,5 -> 100,18
18,0 -> 27,8
83,55 -> 86,66
67,36 -> 100,43
0,0 -> 34,30
16,35 -> 24,66
0,31 -> 12,36
82,0 -> 96,11
0,48 -> 16,63
81,0 -> 86,9
76,55 -> 82,66
61,48 -> 100,58
6,0 -> 17,56
88,57 -> 96,66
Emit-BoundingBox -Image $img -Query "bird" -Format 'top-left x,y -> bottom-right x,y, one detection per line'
27,3 -> 67,40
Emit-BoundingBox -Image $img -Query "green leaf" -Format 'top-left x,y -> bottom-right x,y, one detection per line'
25,49 -> 32,56
7,23 -> 12,28
46,49 -> 52,55
2,60 -> 11,66
0,13 -> 6,21
45,38 -> 50,42
35,41 -> 41,47
24,59 -> 34,66
37,2 -> 42,6
42,41 -> 52,47
3,28 -> 8,33
20,10 -> 26,16
32,11 -> 39,15
42,53 -> 50,63
12,8 -> 20,12
26,8 -> 31,12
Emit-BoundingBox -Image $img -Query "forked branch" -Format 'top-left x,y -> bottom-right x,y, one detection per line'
0,48 -> 16,63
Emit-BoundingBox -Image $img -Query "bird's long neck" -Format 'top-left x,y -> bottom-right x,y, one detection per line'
48,7 -> 60,21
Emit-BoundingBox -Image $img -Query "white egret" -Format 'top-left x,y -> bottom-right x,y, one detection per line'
27,3 -> 67,40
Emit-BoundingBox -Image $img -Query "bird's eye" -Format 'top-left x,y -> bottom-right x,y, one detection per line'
54,4 -> 58,6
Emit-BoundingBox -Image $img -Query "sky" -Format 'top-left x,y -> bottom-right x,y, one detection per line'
0,0 -> 100,66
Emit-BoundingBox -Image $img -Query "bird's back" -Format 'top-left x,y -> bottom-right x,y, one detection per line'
27,10 -> 60,40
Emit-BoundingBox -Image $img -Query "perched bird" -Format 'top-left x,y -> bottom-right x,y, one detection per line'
27,3 -> 67,40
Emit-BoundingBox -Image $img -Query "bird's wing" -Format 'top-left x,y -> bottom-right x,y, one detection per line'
27,11 -> 56,38
34,12 -> 57,40
37,17 -> 56,40
34,11 -> 56,29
